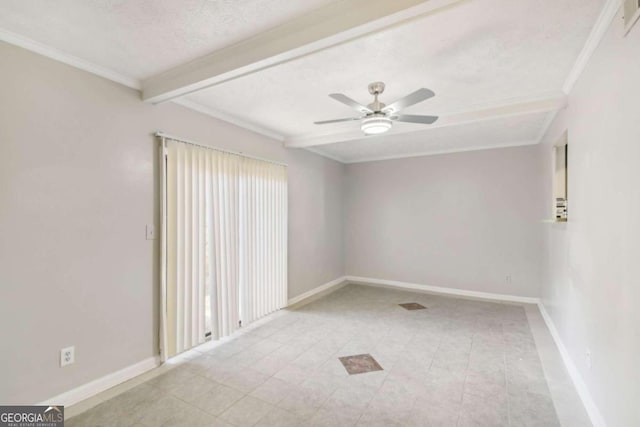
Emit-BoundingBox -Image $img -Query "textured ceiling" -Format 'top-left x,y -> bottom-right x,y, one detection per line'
184,0 -> 603,137
0,0 -> 605,162
311,112 -> 550,163
0,0 -> 334,79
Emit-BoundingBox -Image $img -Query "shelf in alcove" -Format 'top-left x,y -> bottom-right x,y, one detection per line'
542,219 -> 568,224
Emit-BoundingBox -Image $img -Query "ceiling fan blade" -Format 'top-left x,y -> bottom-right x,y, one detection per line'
329,93 -> 373,114
382,88 -> 435,113
314,117 -> 361,125
392,114 -> 439,124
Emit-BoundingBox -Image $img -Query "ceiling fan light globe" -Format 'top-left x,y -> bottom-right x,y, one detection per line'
361,116 -> 392,135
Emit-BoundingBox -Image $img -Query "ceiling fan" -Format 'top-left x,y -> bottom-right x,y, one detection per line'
314,82 -> 438,135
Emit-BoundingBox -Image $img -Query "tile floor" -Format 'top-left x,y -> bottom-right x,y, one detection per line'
66,284 -> 588,426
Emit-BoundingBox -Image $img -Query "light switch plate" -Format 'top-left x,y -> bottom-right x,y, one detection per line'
146,224 -> 155,240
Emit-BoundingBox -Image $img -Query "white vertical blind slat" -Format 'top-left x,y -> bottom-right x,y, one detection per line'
197,149 -> 206,342
209,153 -> 221,340
176,144 -> 185,352
191,148 -> 198,347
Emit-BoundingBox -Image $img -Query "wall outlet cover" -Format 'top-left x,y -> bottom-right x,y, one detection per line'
61,346 -> 75,367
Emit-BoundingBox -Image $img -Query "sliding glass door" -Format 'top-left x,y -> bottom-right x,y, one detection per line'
160,136 -> 287,359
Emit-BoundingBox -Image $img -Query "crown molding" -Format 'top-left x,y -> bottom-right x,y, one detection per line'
306,139 -> 541,165
333,139 -> 539,164
303,147 -> 346,163
536,0 -> 621,146
535,109 -> 563,145
171,98 -> 285,142
562,0 -> 622,94
0,28 -> 141,90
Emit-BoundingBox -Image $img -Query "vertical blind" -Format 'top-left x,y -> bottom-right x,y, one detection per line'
162,137 -> 287,358
240,158 -> 288,326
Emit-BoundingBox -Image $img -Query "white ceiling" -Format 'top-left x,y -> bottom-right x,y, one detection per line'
313,112 -> 550,163
0,0 -> 606,162
185,0 -> 601,136
0,0 -> 335,79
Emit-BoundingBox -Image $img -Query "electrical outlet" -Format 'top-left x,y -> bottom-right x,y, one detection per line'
60,346 -> 75,367
146,224 -> 155,240
586,348 -> 592,370
506,275 -> 512,283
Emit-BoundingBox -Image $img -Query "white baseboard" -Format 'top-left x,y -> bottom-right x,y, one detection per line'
38,356 -> 160,407
346,276 -> 540,304
538,303 -> 607,427
287,276 -> 348,306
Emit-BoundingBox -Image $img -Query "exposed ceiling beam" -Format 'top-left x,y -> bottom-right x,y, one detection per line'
284,93 -> 568,148
141,0 -> 466,104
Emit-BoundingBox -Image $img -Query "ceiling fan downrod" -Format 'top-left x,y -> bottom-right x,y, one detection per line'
367,81 -> 386,112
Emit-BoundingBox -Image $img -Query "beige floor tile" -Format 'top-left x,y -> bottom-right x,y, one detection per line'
147,366 -> 197,391
326,383 -> 378,409
276,384 -> 327,418
463,368 -> 507,399
136,395 -> 198,427
356,405 -> 410,427
458,392 -> 508,427
191,384 -> 245,416
108,383 -> 169,418
220,368 -> 269,393
250,377 -> 296,405
219,396 -> 274,427
182,355 -> 219,376
407,394 -> 461,427
254,406 -> 302,427
508,389 -> 561,427
273,365 -> 309,385
64,399 -> 132,427
309,399 -> 364,426
170,375 -> 220,403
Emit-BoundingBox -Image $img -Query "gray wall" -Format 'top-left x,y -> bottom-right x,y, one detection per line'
539,9 -> 640,426
344,145 -> 545,297
0,42 -> 344,404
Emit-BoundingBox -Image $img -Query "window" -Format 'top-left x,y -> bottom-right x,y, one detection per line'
553,132 -> 568,222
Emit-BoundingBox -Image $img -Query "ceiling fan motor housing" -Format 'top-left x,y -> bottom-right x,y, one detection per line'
368,81 -> 385,95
